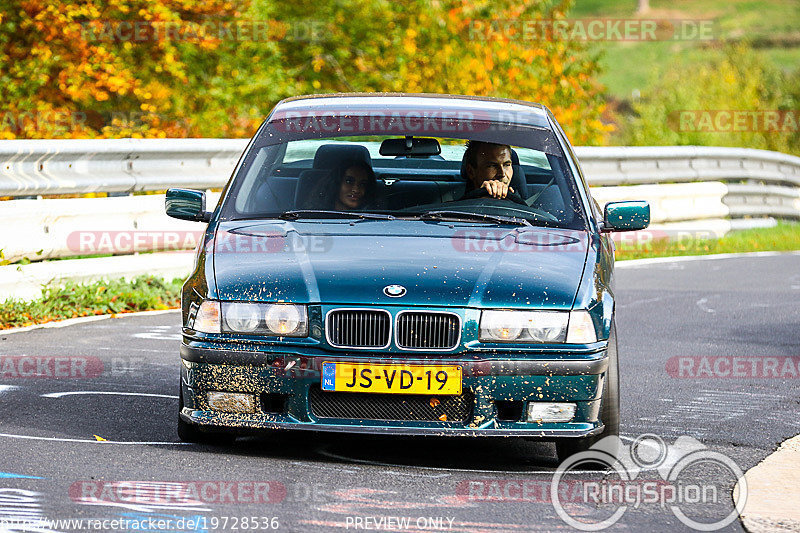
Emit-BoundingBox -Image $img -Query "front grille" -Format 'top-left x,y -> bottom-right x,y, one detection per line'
327,309 -> 391,348
396,312 -> 460,350
309,387 -> 473,422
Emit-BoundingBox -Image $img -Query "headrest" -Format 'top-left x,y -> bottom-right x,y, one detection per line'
313,144 -> 372,170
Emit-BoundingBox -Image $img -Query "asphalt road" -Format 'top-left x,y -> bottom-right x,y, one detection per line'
0,252 -> 798,533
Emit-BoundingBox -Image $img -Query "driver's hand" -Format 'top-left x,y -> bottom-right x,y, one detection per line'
481,180 -> 515,199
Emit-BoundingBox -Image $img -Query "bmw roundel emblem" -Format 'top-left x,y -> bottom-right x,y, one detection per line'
383,284 -> 406,297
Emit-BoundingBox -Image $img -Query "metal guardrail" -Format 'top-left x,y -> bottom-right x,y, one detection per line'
574,145 -> 800,187
0,138 -> 248,196
3,139 -> 800,195
1,141 -> 798,265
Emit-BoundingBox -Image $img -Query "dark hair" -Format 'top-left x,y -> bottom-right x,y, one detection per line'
335,160 -> 377,208
463,140 -> 512,168
304,159 -> 377,210
336,159 -> 377,196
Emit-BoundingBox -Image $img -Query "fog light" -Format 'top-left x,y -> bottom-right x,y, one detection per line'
526,402 -> 576,423
207,392 -> 255,413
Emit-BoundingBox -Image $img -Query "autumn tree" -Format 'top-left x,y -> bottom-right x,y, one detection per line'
2,0 -> 611,144
257,0 -> 612,145
0,0 -> 251,138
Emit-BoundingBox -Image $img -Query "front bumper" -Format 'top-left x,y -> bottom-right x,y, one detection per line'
179,343 -> 608,438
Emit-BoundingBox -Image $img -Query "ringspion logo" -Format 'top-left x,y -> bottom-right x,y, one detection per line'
551,435 -> 746,531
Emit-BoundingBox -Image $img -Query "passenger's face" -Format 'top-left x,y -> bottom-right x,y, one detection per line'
468,145 -> 513,188
337,166 -> 369,209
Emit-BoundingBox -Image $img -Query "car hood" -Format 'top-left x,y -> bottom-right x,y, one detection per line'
212,220 -> 589,309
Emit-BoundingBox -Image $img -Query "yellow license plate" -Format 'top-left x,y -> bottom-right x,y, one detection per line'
321,362 -> 462,395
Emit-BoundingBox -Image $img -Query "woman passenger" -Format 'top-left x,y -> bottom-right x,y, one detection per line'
304,160 -> 377,211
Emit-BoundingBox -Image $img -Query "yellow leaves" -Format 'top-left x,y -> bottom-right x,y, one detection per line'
2,0 -> 610,144
402,27 -> 418,55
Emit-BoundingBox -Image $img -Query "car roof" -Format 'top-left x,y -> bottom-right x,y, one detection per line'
271,93 -> 551,127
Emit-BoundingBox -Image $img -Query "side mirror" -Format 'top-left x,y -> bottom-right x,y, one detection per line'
602,201 -> 650,232
166,188 -> 210,222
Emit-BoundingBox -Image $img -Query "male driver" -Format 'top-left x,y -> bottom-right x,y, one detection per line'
462,140 -> 515,199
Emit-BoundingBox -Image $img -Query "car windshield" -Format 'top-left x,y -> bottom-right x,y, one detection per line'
219,118 -> 587,229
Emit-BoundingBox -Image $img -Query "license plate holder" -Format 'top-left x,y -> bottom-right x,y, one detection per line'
321,362 -> 462,395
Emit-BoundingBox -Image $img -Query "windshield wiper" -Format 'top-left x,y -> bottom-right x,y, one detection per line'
416,210 -> 532,226
278,210 -> 396,221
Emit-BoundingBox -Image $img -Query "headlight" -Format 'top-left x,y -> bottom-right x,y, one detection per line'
479,310 -> 597,343
192,300 -> 221,333
566,310 -> 597,344
222,302 -> 261,332
264,304 -> 305,336
219,302 -> 308,337
480,311 -> 525,341
527,312 -> 570,342
480,311 -> 568,343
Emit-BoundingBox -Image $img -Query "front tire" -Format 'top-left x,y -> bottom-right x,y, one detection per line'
555,319 -> 620,464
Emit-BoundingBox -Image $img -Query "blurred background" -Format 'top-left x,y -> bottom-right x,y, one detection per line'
1,0 -> 798,154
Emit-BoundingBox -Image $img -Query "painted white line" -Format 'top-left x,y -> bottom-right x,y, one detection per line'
317,448 -> 601,475
91,346 -> 170,353
0,385 -> 20,394
616,250 -> 800,268
620,435 -> 660,449
0,433 -> 189,445
382,469 -> 450,479
0,309 -> 180,335
618,295 -> 669,308
696,297 -> 716,314
289,461 -> 360,474
41,391 -> 178,399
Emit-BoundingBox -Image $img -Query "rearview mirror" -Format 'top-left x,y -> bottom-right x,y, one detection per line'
379,137 -> 441,157
166,188 -> 210,222
602,201 -> 650,232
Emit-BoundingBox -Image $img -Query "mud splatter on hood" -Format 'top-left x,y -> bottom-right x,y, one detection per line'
212,220 -> 589,308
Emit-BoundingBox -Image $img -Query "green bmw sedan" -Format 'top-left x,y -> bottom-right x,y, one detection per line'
166,93 -> 649,461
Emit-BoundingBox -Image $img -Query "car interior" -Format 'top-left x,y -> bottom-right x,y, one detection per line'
241,139 -> 571,219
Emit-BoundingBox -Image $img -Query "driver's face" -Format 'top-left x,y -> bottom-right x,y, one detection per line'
468,145 -> 513,189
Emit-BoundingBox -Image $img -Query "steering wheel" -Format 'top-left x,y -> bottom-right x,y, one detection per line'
462,187 -> 528,206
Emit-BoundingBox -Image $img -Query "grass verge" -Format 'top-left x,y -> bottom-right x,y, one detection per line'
615,221 -> 800,260
0,275 -> 182,330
